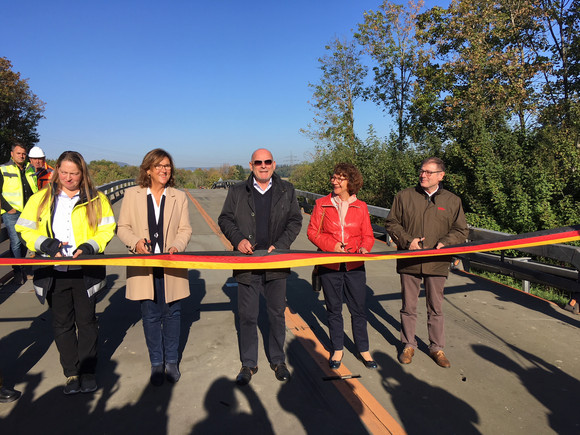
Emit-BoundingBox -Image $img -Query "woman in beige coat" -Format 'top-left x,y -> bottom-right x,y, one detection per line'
117,148 -> 192,386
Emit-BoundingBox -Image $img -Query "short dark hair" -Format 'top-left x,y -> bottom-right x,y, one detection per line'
333,163 -> 363,195
137,148 -> 176,188
11,143 -> 26,151
421,157 -> 445,172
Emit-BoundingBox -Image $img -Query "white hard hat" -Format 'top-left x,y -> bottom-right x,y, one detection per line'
28,146 -> 45,158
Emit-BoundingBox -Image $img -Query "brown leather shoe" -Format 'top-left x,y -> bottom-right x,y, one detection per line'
398,347 -> 415,364
430,350 -> 451,368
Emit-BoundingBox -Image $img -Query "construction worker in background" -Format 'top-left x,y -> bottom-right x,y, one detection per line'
0,143 -> 38,285
28,146 -> 54,189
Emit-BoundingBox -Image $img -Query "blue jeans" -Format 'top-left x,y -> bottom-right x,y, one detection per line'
140,270 -> 181,366
2,211 -> 27,271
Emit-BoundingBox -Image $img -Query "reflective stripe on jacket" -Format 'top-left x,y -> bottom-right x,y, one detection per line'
0,162 -> 38,213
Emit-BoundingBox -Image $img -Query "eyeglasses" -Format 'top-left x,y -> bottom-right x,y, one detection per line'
419,169 -> 442,176
253,159 -> 273,166
154,164 -> 172,171
330,176 -> 347,182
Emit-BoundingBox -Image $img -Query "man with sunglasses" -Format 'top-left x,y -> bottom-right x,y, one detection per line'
386,157 -> 468,368
218,148 -> 302,385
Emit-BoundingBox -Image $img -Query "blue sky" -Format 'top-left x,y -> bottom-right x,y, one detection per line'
2,0 -> 445,168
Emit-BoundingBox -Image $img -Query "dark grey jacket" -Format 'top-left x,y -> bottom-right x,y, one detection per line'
218,173 -> 303,284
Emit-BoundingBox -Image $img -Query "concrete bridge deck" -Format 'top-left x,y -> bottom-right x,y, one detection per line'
0,189 -> 579,434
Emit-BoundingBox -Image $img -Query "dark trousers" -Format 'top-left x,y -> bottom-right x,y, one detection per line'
46,269 -> 98,377
237,274 -> 286,367
319,265 -> 369,353
140,270 -> 182,366
400,273 -> 447,352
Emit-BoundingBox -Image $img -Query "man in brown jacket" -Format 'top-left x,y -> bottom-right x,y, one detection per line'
385,157 -> 468,368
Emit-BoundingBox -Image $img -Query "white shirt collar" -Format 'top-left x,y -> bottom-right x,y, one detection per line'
253,177 -> 272,194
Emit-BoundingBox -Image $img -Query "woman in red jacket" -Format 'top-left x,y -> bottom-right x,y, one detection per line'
307,163 -> 376,369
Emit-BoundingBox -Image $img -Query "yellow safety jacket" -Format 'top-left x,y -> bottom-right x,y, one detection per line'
0,161 -> 38,213
15,188 -> 116,301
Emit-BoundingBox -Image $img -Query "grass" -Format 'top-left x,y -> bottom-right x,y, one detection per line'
468,268 -> 571,306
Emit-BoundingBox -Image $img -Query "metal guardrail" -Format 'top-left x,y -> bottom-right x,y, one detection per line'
97,178 -> 136,203
296,189 -> 580,297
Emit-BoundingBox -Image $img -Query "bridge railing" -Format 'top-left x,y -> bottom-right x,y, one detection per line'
296,190 -> 580,297
97,178 -> 136,204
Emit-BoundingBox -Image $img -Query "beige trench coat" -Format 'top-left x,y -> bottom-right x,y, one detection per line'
117,186 -> 192,303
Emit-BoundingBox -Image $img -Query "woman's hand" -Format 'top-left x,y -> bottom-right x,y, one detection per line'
359,247 -> 369,254
334,242 -> 346,253
168,246 -> 178,254
135,239 -> 151,254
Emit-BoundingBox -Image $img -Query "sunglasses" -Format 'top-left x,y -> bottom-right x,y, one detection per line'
253,159 -> 273,166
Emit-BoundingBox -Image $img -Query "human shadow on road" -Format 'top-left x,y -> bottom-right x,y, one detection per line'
94,280 -> 142,407
190,376 -> 274,434
286,272 -> 330,351
0,310 -> 53,388
374,351 -> 481,435
96,360 -> 175,435
222,276 -> 273,363
0,371 -> 98,433
472,344 -> 579,434
365,284 -> 401,351
277,338 -> 368,434
287,271 -> 412,359
179,269 -> 206,361
449,271 -> 580,329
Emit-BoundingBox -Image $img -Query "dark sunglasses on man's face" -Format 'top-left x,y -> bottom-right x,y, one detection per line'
253,159 -> 273,166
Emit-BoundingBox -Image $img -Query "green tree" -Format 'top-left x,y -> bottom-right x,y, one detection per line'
0,57 -> 45,162
302,38 -> 367,158
416,0 -> 545,135
356,0 -> 426,150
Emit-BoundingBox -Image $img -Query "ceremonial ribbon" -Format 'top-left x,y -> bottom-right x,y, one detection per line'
2,225 -> 579,270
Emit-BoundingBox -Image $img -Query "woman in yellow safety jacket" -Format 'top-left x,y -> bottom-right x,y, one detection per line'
15,151 -> 115,396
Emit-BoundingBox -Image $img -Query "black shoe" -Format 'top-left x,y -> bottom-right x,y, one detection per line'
236,366 -> 258,386
165,363 -> 181,383
358,354 -> 378,369
150,365 -> 165,386
63,376 -> 81,395
329,358 -> 342,369
0,386 -> 21,403
80,374 -> 98,393
270,363 -> 291,382
13,270 -> 25,286
328,353 -> 344,370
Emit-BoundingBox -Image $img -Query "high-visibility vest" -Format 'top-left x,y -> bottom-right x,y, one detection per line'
0,162 -> 38,214
35,163 -> 54,189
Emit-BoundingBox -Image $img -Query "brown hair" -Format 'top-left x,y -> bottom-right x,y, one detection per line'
421,157 -> 445,172
137,148 -> 176,188
37,151 -> 103,231
333,163 -> 363,195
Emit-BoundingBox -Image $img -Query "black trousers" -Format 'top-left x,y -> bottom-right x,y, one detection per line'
47,269 -> 98,377
237,274 -> 286,367
319,265 -> 369,353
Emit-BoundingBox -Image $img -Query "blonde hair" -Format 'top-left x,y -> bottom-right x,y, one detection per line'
36,151 -> 103,231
